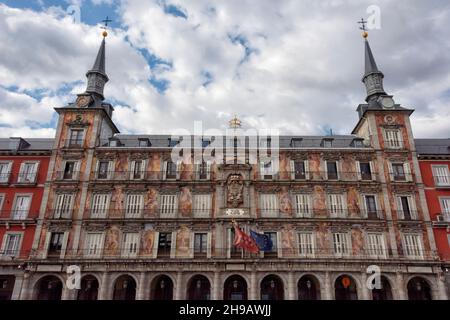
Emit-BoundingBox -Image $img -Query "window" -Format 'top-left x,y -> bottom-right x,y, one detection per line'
125,194 -> 143,218
168,138 -> 180,147
352,139 -> 364,148
197,161 -> 211,180
0,194 -> 4,211
1,233 -> 22,257
432,165 -> 450,186
122,233 -> 139,258
263,232 -> 278,256
439,197 -> 450,221
396,195 -> 417,220
193,194 -> 211,217
97,160 -> 112,179
364,195 -> 379,219
138,139 -> 149,147
12,195 -> 31,220
48,233 -> 64,256
391,163 -> 409,181
328,194 -> 346,218
0,162 -> 12,183
130,160 -> 145,180
160,194 -> 177,217
290,138 -> 302,148
326,161 -> 338,180
194,233 -> 208,257
84,233 -> 104,258
91,194 -> 110,218
403,234 -> 423,259
158,232 -> 172,257
295,194 -> 312,218
54,194 -> 74,219
260,161 -> 275,179
322,139 -> 333,148
164,161 -> 178,180
298,232 -> 314,257
68,129 -> 84,147
384,129 -> 403,149
291,160 -> 308,180
62,161 -> 78,180
367,233 -> 386,258
333,233 -> 351,256
18,162 -> 38,183
260,194 -> 278,217
358,162 -> 373,181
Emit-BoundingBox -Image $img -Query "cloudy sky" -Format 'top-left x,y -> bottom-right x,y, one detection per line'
0,0 -> 449,138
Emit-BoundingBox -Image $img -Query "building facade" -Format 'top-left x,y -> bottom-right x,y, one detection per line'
0,137 -> 52,300
1,31 -> 449,300
416,139 -> 450,296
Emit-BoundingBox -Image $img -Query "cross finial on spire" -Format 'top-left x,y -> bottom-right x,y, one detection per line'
358,18 -> 369,39
101,16 -> 113,38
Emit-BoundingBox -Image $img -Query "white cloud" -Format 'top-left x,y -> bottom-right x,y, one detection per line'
0,0 -> 449,138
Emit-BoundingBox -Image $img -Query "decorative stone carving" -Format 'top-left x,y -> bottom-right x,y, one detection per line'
227,174 -> 244,208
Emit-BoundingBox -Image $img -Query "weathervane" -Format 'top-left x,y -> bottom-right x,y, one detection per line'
357,18 -> 369,39
101,16 -> 113,38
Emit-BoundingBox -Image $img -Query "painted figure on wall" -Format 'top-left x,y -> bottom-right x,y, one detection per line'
313,186 -> 326,218
105,226 -> 120,256
141,230 -> 155,256
148,153 -> 161,179
351,229 -> 364,255
176,226 -> 191,257
144,188 -> 158,217
279,153 -> 290,180
227,174 -> 244,208
179,187 -> 192,217
112,186 -> 124,218
279,187 -> 293,215
281,226 -> 296,257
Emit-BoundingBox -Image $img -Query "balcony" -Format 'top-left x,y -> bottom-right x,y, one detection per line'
433,175 -> 450,188
62,139 -> 84,149
257,171 -> 379,182
55,171 -> 80,181
15,172 -> 38,185
48,209 -> 74,220
91,170 -> 212,181
433,213 -> 450,227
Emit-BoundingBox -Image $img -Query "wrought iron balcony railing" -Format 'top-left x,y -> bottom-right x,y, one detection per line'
256,171 -> 379,182
91,170 -> 212,181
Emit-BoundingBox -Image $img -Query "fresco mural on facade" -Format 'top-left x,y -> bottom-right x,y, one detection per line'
279,187 -> 293,216
140,230 -> 155,257
144,188 -> 158,217
104,226 -> 120,256
280,225 -> 296,257
179,187 -> 192,217
175,226 -> 191,258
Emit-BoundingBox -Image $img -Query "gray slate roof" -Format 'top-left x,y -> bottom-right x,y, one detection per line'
415,139 -> 450,155
0,137 -> 53,152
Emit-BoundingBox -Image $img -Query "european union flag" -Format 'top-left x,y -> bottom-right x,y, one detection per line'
250,230 -> 273,252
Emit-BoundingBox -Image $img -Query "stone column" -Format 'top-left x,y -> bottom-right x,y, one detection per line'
175,272 -> 183,300
395,273 -> 407,300
99,272 -> 110,300
19,272 -> 31,300
213,272 -> 220,300
11,274 -> 24,300
250,272 -> 258,300
287,272 -> 295,300
61,286 -> 73,300
360,272 -> 370,300
322,272 -> 333,300
437,272 -> 449,300
137,272 -> 148,300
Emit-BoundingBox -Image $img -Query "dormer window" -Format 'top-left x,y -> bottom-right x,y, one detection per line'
108,138 -> 120,147
290,138 -> 302,148
352,139 -> 364,148
169,137 -> 180,147
138,139 -> 150,147
322,139 -> 333,148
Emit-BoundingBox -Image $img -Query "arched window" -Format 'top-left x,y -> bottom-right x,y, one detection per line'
223,275 -> 247,300
298,275 -> 320,300
260,275 -> 284,300
113,275 -> 136,300
77,275 -> 99,300
371,276 -> 393,300
187,275 -> 211,300
151,275 -> 173,300
335,275 -> 358,300
407,277 -> 432,300
36,276 -> 63,300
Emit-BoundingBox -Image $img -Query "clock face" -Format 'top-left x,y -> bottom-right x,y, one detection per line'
381,97 -> 395,109
76,95 -> 91,107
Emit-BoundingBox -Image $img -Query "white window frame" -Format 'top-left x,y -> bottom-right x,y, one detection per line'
298,232 -> 315,257
366,233 -> 387,259
1,232 -> 23,258
402,233 -> 424,259
193,194 -> 212,217
432,165 -> 450,187
260,194 -> 279,217
295,194 -> 312,218
11,194 -> 32,220
67,128 -> 85,147
195,161 -> 211,180
121,232 -> 140,258
290,160 -> 309,180
129,159 -> 146,180
54,193 -> 74,219
324,160 -> 340,181
0,194 -> 5,212
84,232 -> 105,258
327,194 -> 347,218
361,194 -> 381,219
333,232 -> 352,257
0,161 -> 12,183
396,195 -> 418,220
61,160 -> 80,180
356,160 -> 375,181
388,161 -> 412,182
160,194 -> 178,218
96,160 -> 114,180
384,128 -> 403,149
125,194 -> 144,218
17,161 -> 39,183
193,232 -> 209,257
90,193 -> 111,218
439,197 -> 450,221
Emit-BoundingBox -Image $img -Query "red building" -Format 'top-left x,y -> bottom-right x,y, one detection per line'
416,138 -> 450,296
0,137 -> 52,300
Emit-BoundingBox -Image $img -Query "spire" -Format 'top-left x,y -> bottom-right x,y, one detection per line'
358,19 -> 386,102
90,38 -> 107,76
85,36 -> 109,100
